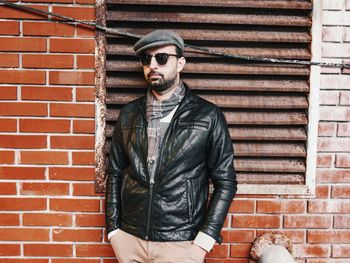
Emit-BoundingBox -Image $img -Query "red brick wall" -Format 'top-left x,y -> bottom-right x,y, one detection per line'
0,1 -> 350,262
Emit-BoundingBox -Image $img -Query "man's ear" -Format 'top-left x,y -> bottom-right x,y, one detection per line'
177,57 -> 186,73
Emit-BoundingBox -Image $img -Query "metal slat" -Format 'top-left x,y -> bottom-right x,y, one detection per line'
106,76 -> 309,92
105,109 -> 308,125
106,0 -> 312,9
229,127 -> 307,141
234,142 -> 306,157
237,173 -> 305,184
106,61 -> 309,76
108,28 -> 311,43
107,11 -> 311,27
234,158 -> 306,173
106,92 -> 308,109
107,44 -> 311,59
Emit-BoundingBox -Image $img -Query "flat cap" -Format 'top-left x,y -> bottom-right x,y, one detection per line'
133,30 -> 184,56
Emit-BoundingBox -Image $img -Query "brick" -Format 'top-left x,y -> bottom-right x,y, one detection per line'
228,199 -> 254,213
77,55 -> 95,69
315,185 -> 329,199
323,0 -> 344,10
76,87 -> 95,101
0,5 -> 48,20
75,244 -> 115,257
21,182 -> 70,196
294,244 -> 330,257
232,215 -> 280,228
221,229 -> 255,243
284,215 -> 332,229
52,260 -> 99,263
51,135 -> 95,149
335,154 -> 350,168
0,21 -> 20,35
317,154 -> 333,168
257,200 -> 305,213
257,229 -> 305,244
0,182 -> 17,195
50,103 -> 94,118
0,198 -> 46,211
24,244 -> 72,257
334,215 -> 350,228
0,228 -> 49,241
345,26 -> 350,41
20,151 -> 68,165
308,230 -> 350,243
338,123 -> 350,136
229,243 -> 250,258
0,244 -> 20,256
322,43 -> 350,58
0,214 -> 20,226
72,151 -> 95,165
320,91 -> 339,105
23,21 -> 74,36
0,260 -> 49,263
20,119 -> 70,133
0,54 -> 19,68
0,70 -> 46,84
317,170 -> 350,183
0,151 -> 15,164
321,75 -> 350,90
52,6 -> 95,21
73,183 -> 103,196
50,39 -> 95,53
22,86 -> 72,101
75,213 -> 105,227
0,86 -> 17,100
23,213 -> 72,227
50,198 -> 100,212
340,91 -> 350,105
77,26 -> 95,37
0,118 -> 17,132
22,0 -> 72,2
49,71 -> 95,85
0,38 -> 46,52
347,0 -> 350,10
332,244 -> 350,257
0,167 -> 46,180
206,244 -> 229,258
0,135 -> 46,148
22,54 -> 74,69
332,185 -> 350,198
322,26 -> 343,42
308,200 -> 350,213
318,138 -> 350,151
323,11 -> 350,26
0,102 -> 47,116
73,120 -> 95,134
319,107 -> 350,121
53,229 -> 102,242
49,167 -> 94,181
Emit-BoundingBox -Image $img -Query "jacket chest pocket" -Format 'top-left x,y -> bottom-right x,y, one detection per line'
177,120 -> 209,132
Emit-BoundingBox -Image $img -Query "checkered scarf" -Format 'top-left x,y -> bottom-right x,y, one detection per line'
146,83 -> 185,164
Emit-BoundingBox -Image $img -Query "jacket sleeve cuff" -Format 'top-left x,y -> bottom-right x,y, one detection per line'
107,229 -> 119,241
193,231 -> 216,252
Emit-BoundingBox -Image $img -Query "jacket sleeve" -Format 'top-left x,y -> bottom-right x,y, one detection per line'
105,116 -> 129,235
200,107 -> 237,243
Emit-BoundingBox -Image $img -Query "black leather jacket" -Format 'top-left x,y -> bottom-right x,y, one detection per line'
105,84 -> 237,243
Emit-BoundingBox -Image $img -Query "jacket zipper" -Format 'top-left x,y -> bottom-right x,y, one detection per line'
143,101 -> 197,240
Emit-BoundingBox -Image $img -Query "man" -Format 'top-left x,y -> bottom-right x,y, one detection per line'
105,29 -> 237,263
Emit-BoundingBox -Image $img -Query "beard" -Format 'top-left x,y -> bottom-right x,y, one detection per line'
147,71 -> 178,94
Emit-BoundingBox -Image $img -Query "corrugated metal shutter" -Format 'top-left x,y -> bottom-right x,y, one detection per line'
99,0 -> 312,190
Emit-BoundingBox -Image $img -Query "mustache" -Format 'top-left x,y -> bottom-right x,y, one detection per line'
147,71 -> 163,78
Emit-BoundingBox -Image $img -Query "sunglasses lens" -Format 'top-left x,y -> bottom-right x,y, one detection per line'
155,53 -> 169,65
140,55 -> 151,66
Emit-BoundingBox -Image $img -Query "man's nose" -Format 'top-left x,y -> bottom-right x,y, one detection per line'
149,56 -> 158,68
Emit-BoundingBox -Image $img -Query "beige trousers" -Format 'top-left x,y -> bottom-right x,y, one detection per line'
110,229 -> 206,263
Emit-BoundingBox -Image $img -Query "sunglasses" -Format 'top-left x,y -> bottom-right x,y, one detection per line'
139,53 -> 180,66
